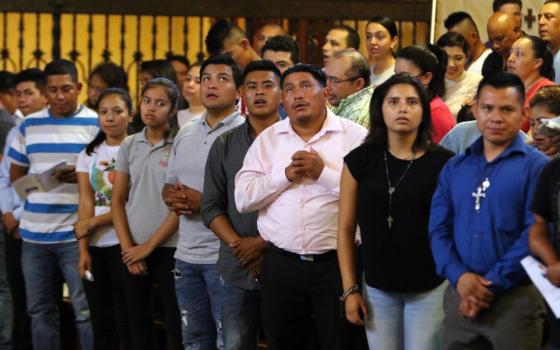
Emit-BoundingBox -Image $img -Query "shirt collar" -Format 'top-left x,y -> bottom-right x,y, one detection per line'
48,105 -> 84,118
276,107 -> 343,137
136,127 -> 173,146
466,133 -> 528,161
198,110 -> 241,131
339,85 -> 374,106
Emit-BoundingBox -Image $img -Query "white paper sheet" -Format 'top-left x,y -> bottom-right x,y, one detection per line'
521,256 -> 560,318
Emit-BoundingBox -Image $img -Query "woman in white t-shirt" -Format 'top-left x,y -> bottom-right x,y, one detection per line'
177,63 -> 205,128
75,88 -> 133,349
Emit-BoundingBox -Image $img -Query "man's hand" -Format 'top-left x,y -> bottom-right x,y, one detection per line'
290,149 -> 324,180
230,236 -> 267,266
546,262 -> 560,287
54,165 -> 77,183
122,243 -> 154,266
2,212 -> 19,235
163,183 -> 200,216
457,272 -> 493,311
78,251 -> 92,279
459,299 -> 482,319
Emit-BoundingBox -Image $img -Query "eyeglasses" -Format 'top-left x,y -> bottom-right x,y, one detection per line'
327,76 -> 360,86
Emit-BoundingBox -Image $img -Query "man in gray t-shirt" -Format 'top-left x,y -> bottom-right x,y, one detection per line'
163,54 -> 244,349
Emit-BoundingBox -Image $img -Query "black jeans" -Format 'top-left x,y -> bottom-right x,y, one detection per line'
5,234 -> 32,350
83,244 -> 131,350
260,246 -> 353,350
121,247 -> 182,350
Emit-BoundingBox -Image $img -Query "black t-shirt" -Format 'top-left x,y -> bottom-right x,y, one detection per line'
345,143 -> 453,293
531,158 -> 560,253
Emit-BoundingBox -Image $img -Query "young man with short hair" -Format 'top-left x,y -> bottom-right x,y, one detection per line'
252,23 -> 288,53
206,20 -> 260,69
163,54 -> 245,349
322,25 -> 360,66
8,59 -> 97,350
0,68 -> 47,350
261,35 -> 300,74
430,73 -> 548,349
539,0 -> 560,84
201,60 -> 282,350
235,64 -> 367,349
493,0 -> 523,28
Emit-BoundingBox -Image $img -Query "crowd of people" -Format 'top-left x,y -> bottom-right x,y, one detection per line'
1,0 -> 560,349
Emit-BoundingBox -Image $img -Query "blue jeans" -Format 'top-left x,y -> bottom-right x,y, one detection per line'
220,281 -> 260,350
21,241 -> 93,350
174,260 -> 223,350
364,282 -> 446,350
0,235 -> 13,350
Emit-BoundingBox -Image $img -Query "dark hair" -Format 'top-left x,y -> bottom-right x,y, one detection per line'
364,72 -> 432,151
476,72 -> 525,106
89,62 -> 128,91
529,85 -> 560,114
493,0 -> 522,12
444,11 -> 475,30
329,25 -> 360,50
205,19 -> 246,56
332,49 -> 371,86
167,55 -> 190,68
396,44 -> 447,100
545,0 -> 560,4
85,87 -> 132,156
44,59 -> 78,82
0,71 -> 16,93
242,60 -> 281,83
521,35 -> 555,81
261,35 -> 300,64
366,16 -> 398,38
140,59 -> 178,87
200,54 -> 243,88
280,63 -> 327,88
15,68 -> 45,90
437,32 -> 470,56
456,104 -> 475,123
141,77 -> 180,137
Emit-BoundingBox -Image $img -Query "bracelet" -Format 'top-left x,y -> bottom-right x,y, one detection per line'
339,284 -> 360,302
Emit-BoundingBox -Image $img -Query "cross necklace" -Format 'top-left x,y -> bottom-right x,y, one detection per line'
472,178 -> 491,211
384,149 -> 416,229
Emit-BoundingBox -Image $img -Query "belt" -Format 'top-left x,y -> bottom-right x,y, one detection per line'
268,244 -> 337,262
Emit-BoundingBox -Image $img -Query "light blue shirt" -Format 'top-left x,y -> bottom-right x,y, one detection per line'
555,50 -> 560,84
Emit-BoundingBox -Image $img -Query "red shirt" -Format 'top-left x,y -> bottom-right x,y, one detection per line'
430,97 -> 456,143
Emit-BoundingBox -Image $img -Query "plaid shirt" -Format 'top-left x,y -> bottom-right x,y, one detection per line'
330,85 -> 374,128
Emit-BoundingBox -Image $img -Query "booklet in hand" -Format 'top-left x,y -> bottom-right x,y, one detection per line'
13,160 -> 70,199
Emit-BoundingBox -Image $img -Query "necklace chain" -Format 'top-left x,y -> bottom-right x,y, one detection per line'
384,149 -> 415,229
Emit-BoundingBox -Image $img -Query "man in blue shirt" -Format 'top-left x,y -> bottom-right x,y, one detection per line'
429,72 -> 548,349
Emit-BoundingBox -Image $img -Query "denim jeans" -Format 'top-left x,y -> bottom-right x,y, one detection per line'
174,260 -> 223,350
364,282 -> 447,350
220,281 -> 260,350
21,241 -> 93,350
0,234 -> 14,350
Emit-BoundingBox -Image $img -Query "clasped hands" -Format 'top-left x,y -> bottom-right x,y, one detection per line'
164,183 -> 201,216
456,272 -> 494,319
285,148 -> 324,182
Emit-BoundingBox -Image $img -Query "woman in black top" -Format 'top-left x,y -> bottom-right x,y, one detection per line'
337,73 -> 453,350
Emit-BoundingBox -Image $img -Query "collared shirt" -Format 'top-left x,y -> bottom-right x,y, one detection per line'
167,110 -> 244,264
8,106 -> 98,243
235,109 -> 367,255
201,119 -> 261,290
440,121 -> 530,155
115,128 -> 177,247
467,48 -> 492,76
429,135 -> 548,293
330,85 -> 374,128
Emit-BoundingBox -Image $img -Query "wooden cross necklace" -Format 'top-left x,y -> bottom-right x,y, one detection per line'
384,149 -> 416,229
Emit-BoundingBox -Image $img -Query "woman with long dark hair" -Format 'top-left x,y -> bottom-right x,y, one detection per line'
365,16 -> 398,87
338,73 -> 453,350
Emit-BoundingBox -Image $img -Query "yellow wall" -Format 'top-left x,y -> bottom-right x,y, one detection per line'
0,12 -> 211,102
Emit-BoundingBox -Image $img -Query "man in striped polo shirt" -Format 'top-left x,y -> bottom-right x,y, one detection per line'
8,60 -> 98,350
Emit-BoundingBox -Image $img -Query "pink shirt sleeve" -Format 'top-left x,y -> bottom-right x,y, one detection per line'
430,97 -> 456,144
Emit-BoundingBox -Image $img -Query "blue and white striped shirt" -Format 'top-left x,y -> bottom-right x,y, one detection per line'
8,106 -> 99,243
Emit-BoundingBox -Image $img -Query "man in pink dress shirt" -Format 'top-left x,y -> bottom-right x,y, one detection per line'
235,64 -> 367,350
